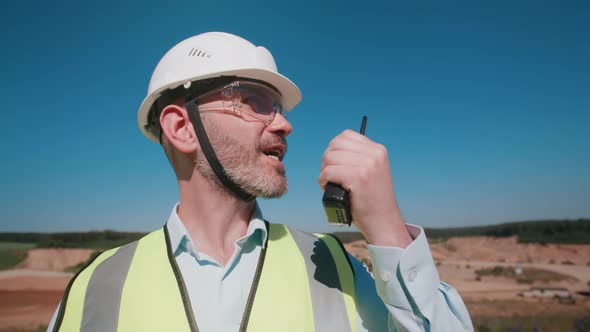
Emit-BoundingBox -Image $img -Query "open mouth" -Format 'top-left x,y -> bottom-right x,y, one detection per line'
262,145 -> 285,161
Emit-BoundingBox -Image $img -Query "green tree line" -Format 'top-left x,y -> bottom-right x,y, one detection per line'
0,219 -> 588,247
333,219 -> 590,244
423,219 -> 590,244
0,230 -> 146,249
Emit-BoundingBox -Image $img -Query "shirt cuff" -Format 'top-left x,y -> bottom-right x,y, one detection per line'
367,224 -> 440,309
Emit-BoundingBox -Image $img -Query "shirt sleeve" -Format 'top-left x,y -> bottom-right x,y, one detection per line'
352,224 -> 474,332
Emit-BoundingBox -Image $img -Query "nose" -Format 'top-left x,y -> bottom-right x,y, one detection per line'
267,112 -> 293,138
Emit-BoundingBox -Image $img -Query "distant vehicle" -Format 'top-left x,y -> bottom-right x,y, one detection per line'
518,287 -> 575,304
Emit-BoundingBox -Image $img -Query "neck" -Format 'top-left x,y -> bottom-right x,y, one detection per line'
177,171 -> 256,266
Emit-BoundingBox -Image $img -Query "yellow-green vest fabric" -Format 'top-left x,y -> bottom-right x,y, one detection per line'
53,223 -> 357,332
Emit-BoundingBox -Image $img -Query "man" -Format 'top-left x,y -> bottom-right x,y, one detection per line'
48,32 -> 473,331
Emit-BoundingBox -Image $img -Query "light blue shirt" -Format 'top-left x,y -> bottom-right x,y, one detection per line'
48,203 -> 473,331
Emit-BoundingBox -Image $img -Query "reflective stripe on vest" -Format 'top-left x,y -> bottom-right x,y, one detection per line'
54,223 -> 357,332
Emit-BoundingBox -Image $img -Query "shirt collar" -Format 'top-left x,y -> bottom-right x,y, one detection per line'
166,202 -> 269,258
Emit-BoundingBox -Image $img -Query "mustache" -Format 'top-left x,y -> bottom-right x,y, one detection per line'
259,137 -> 288,153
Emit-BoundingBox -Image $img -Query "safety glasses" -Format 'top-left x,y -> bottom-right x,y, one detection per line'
195,80 -> 285,125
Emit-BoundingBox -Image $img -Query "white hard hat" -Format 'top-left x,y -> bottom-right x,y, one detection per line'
137,32 -> 302,143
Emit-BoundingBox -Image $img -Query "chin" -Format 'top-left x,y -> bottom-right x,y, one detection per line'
247,174 -> 288,199
227,157 -> 288,198
258,186 -> 288,199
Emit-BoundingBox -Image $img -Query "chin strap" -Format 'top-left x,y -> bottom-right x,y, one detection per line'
185,98 -> 255,202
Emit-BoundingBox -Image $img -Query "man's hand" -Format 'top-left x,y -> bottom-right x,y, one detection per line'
319,130 -> 413,248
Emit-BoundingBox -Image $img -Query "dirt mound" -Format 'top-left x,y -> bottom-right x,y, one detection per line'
436,236 -> 590,264
426,235 -> 590,265
0,290 -> 62,330
0,271 -> 72,291
344,236 -> 590,266
17,248 -> 95,271
0,271 -> 71,330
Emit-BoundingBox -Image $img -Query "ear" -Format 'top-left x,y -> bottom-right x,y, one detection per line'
159,104 -> 199,154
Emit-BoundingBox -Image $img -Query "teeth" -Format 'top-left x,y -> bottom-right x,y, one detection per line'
267,155 -> 279,160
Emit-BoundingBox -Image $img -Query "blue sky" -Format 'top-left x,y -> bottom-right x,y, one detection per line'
1,0 -> 588,233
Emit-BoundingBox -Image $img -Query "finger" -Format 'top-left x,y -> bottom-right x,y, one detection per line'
340,129 -> 372,143
318,165 -> 361,191
325,141 -> 389,173
328,133 -> 379,153
321,149 -> 368,171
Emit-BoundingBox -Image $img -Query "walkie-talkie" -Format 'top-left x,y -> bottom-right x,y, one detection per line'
322,116 -> 367,226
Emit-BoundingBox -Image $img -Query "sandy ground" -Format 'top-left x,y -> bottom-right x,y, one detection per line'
0,248 -> 86,331
0,289 -> 62,331
438,236 -> 590,265
0,271 -> 72,331
345,236 -> 590,302
1,239 -> 590,331
16,248 -> 94,271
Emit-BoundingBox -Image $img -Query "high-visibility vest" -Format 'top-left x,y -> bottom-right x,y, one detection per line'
53,222 -> 358,332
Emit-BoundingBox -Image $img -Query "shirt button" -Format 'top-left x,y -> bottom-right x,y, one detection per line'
380,271 -> 392,282
407,270 -> 417,282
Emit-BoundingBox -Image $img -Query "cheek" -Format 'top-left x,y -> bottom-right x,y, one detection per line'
203,113 -> 265,149
234,122 -> 266,144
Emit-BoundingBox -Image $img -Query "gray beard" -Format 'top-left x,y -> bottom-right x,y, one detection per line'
195,120 -> 288,199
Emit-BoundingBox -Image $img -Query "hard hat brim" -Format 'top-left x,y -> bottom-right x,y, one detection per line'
137,68 -> 302,143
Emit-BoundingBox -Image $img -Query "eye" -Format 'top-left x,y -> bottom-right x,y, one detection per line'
242,95 -> 273,115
